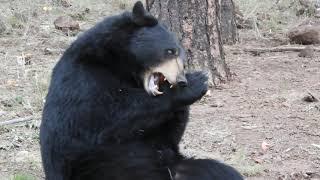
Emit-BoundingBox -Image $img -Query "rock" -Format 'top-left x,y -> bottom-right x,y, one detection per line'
298,46 -> 315,57
54,16 -> 79,31
315,8 -> 320,18
288,24 -> 320,45
43,6 -> 53,12
44,47 -> 53,55
0,18 -> 6,34
302,93 -> 318,102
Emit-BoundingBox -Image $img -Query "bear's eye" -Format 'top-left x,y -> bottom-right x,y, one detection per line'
166,48 -> 179,56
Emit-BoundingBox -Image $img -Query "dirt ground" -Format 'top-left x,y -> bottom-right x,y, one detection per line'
0,0 -> 320,180
182,33 -> 320,179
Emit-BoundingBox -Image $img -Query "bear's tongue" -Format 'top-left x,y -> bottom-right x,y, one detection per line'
157,73 -> 166,83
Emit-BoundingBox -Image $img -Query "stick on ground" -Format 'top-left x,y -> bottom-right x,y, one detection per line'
0,116 -> 37,126
243,46 -> 320,53
230,46 -> 320,55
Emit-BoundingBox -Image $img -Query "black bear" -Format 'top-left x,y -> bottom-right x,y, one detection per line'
40,1 -> 243,180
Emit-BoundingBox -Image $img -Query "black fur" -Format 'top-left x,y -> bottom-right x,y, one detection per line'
40,1 -> 243,180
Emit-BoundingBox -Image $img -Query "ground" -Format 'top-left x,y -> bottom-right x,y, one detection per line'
0,0 -> 320,180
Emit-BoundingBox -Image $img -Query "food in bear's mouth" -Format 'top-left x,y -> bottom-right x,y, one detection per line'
148,72 -> 170,96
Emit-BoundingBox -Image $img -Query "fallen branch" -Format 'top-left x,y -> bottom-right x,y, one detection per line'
230,46 -> 320,54
311,144 -> 320,149
0,116 -> 37,126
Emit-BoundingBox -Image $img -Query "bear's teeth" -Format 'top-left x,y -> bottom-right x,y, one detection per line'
170,85 -> 173,88
152,89 -> 163,96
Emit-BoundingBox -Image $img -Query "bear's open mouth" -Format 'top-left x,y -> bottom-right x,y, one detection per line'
147,72 -> 173,96
142,58 -> 185,96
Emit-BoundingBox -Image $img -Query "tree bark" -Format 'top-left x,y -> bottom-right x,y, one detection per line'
220,0 -> 238,45
146,0 -> 231,85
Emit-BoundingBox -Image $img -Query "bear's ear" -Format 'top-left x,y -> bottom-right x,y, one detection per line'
132,1 -> 157,26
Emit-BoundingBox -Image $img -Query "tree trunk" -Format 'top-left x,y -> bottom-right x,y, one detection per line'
146,0 -> 231,85
220,0 -> 238,45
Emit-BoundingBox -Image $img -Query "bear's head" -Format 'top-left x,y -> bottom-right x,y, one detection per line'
74,1 -> 187,96
129,1 -> 187,96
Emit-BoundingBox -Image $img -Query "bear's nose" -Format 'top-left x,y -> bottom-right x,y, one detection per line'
177,73 -> 188,87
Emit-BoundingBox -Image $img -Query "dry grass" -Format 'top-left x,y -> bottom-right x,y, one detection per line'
229,149 -> 264,177
0,0 -> 138,119
235,0 -> 311,36
11,173 -> 36,180
110,0 -> 137,10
